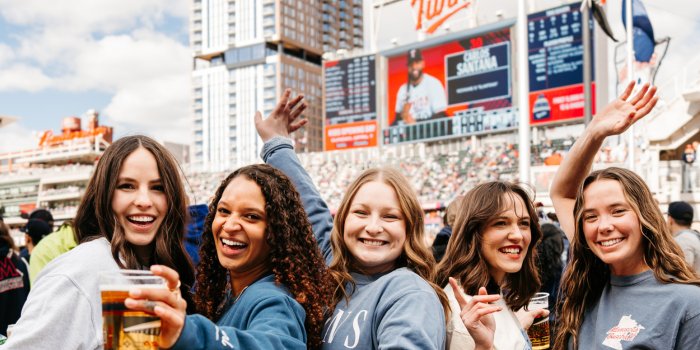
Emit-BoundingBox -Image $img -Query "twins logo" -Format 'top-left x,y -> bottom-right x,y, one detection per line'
602,315 -> 645,350
322,309 -> 368,349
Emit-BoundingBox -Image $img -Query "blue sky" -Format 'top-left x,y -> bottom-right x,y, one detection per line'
0,0 -> 191,152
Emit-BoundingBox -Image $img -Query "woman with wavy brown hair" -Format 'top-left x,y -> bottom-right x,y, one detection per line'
257,90 -> 448,349
126,164 -> 333,349
4,135 -> 195,349
436,181 -> 545,350
551,82 -> 700,349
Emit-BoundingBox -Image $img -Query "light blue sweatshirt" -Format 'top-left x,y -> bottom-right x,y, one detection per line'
172,274 -> 306,349
262,137 -> 446,350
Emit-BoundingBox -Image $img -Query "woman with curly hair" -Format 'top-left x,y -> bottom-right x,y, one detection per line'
125,164 -> 333,349
551,82 -> 700,349
435,181 -> 546,350
257,90 -> 448,349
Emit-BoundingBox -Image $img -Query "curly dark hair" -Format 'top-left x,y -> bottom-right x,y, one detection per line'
537,223 -> 564,289
194,164 -> 332,349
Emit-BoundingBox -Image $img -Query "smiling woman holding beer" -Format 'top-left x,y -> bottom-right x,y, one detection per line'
3,135 -> 195,349
126,164 -> 333,349
551,82 -> 700,349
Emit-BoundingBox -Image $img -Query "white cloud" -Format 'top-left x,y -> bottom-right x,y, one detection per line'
0,43 -> 14,65
0,64 -> 52,92
0,123 -> 39,152
103,74 -> 191,142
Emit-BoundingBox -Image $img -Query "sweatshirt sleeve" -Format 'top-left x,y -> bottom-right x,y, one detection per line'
261,137 -> 334,264
376,290 -> 446,350
171,295 -> 307,350
3,274 -> 99,349
675,310 -> 700,349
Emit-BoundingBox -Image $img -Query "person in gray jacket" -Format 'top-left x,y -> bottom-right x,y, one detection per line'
256,89 -> 448,349
667,201 -> 700,272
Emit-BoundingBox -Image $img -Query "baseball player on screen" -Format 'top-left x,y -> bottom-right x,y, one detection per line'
394,48 -> 447,125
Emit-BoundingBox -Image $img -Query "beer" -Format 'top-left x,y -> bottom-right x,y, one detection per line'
527,314 -> 550,350
100,271 -> 166,350
526,292 -> 550,349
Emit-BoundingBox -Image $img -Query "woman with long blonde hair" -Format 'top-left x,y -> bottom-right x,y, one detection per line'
551,82 -> 700,349
256,90 -> 449,349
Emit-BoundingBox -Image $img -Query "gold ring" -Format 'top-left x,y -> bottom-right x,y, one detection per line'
144,301 -> 157,312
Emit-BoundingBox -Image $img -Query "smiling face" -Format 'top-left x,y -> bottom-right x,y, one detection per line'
211,176 -> 270,279
480,193 -> 532,284
111,147 -> 167,248
343,180 -> 406,275
581,179 -> 647,276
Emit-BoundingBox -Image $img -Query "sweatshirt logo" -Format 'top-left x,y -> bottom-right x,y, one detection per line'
602,315 -> 644,349
322,309 -> 368,348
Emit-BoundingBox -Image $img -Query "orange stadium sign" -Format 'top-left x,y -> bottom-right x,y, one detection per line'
411,0 -> 473,34
38,126 -> 112,147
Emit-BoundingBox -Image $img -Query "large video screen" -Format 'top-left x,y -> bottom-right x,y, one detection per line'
384,27 -> 514,145
323,55 -> 377,151
528,3 -> 595,125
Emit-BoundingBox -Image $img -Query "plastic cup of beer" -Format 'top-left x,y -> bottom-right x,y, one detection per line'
100,270 -> 166,350
526,292 -> 550,350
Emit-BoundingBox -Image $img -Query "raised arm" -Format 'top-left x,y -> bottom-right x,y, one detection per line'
255,90 -> 334,263
550,82 -> 658,240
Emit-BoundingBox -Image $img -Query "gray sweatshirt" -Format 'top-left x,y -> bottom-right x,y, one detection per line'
262,138 -> 446,349
573,270 -> 700,349
3,237 -> 119,349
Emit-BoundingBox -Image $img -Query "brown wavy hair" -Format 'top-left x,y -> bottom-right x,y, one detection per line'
73,135 -> 195,305
436,181 -> 542,311
194,164 -> 332,349
554,167 -> 700,349
328,167 -> 449,315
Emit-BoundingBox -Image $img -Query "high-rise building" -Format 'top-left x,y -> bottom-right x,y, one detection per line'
191,0 -> 364,171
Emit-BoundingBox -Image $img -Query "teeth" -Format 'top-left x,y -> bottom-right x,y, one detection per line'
600,238 -> 623,247
221,238 -> 246,247
129,216 -> 154,223
361,239 -> 385,246
500,248 -> 521,254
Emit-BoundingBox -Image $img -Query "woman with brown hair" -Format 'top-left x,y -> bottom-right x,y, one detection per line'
126,164 -> 333,349
551,82 -> 700,349
4,135 -> 195,349
257,90 -> 448,349
436,181 -> 545,349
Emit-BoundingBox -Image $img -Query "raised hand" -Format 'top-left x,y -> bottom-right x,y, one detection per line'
125,265 -> 188,349
588,81 -> 658,139
254,88 -> 308,142
449,277 -> 502,350
515,307 -> 550,331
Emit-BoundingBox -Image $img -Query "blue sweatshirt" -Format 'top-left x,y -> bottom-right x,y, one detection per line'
171,274 -> 306,350
262,137 -> 446,350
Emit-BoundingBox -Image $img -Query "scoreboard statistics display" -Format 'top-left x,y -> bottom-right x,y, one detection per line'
384,27 -> 516,146
323,55 -> 378,151
527,3 -> 595,125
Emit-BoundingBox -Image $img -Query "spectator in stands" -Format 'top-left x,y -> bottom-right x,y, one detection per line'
4,135 -> 195,349
27,222 -> 76,286
21,208 -> 54,228
19,219 -> 52,263
667,201 -> 700,272
432,196 -> 463,262
0,220 -> 29,336
436,182 -> 546,350
258,89 -> 448,349
551,82 -> 700,349
682,143 -> 696,193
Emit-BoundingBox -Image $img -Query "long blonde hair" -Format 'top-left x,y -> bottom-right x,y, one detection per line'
554,167 -> 700,349
328,167 -> 449,314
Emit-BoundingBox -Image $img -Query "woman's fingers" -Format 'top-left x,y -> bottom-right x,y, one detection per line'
129,287 -> 181,310
274,89 -> 291,114
628,83 -> 650,105
619,81 -> 636,101
633,96 -> 659,123
150,265 -> 180,292
286,94 -> 304,112
449,277 -> 469,310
